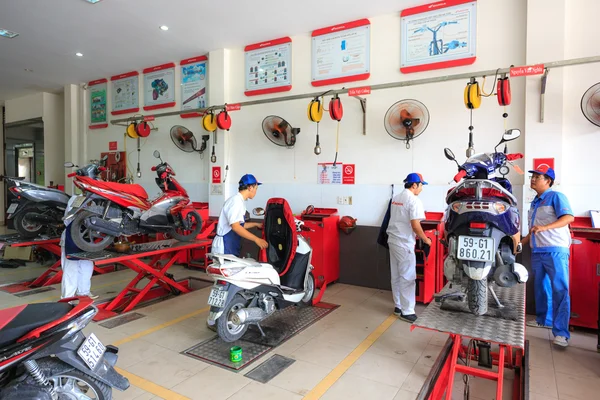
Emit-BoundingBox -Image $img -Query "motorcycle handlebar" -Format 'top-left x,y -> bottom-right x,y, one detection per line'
453,170 -> 467,182
67,172 -> 76,178
506,153 -> 524,161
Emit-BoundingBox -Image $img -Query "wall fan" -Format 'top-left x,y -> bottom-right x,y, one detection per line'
384,99 -> 430,149
170,125 -> 209,154
581,82 -> 600,127
262,116 -> 300,148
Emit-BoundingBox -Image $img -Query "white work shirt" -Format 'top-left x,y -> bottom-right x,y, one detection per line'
386,189 -> 426,250
211,193 -> 246,254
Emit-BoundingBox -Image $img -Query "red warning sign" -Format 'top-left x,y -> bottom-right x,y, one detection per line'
343,164 -> 355,184
212,166 -> 221,184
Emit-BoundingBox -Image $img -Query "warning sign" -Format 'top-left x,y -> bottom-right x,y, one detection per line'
343,164 -> 355,184
212,166 -> 221,184
317,163 -> 355,185
532,158 -> 554,172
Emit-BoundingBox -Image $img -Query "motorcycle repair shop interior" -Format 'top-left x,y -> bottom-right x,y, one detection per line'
1,1 -> 600,399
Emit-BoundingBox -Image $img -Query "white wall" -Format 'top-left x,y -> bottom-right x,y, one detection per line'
5,93 -> 43,123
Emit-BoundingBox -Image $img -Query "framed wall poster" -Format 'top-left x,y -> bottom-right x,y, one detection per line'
400,0 -> 477,73
180,55 -> 208,118
88,78 -> 108,129
143,63 -> 176,111
111,71 -> 139,115
244,37 -> 292,96
311,19 -> 371,87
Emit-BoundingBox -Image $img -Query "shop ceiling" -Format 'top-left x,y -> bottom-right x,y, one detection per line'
0,0 -> 421,103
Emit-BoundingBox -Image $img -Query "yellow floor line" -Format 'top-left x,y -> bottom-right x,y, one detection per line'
113,306 -> 211,346
302,314 -> 398,400
115,367 -> 191,400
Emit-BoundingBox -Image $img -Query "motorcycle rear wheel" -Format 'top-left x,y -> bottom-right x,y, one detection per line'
217,294 -> 249,343
50,370 -> 112,400
467,278 -> 488,315
14,206 -> 46,238
70,211 -> 115,253
169,210 -> 203,242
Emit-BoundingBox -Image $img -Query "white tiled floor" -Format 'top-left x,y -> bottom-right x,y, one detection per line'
1,251 -> 600,399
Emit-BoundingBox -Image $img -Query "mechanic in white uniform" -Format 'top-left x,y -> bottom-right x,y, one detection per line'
60,194 -> 97,299
211,174 -> 268,256
386,173 -> 432,323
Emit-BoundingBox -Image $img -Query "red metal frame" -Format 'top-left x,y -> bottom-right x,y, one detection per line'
87,240 -> 212,321
1,238 -> 115,292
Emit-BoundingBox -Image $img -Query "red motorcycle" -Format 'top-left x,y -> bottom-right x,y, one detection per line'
0,297 -> 129,399
65,150 -> 202,253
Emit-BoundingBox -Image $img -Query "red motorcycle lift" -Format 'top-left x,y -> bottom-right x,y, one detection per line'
412,283 -> 528,399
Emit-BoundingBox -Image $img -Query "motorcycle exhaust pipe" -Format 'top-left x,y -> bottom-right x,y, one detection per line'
232,308 -> 267,325
87,217 -> 122,237
27,213 -> 58,225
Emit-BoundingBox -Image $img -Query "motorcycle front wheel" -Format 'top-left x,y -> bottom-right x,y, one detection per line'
169,210 -> 203,242
467,278 -> 488,315
70,211 -> 115,253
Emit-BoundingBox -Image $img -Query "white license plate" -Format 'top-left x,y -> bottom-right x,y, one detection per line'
77,333 -> 106,370
207,287 -> 228,308
457,236 -> 495,262
6,203 -> 18,214
71,196 -> 86,209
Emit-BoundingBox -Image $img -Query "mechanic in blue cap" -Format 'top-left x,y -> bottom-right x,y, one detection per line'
386,172 -> 432,323
212,174 -> 268,257
522,166 -> 574,348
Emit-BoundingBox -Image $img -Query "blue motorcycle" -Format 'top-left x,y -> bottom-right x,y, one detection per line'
441,129 -> 529,315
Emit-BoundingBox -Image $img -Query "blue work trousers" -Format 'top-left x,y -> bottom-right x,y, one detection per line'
532,252 -> 571,339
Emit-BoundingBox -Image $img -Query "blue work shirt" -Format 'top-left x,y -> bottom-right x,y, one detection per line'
528,189 -> 573,254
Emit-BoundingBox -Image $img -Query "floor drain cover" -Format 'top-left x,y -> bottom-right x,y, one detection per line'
244,354 -> 295,383
100,312 -> 146,329
14,287 -> 55,297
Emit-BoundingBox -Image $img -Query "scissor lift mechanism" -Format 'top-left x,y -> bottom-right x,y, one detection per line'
412,283 -> 529,400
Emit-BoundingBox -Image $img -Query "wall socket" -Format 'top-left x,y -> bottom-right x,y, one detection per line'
337,196 -> 352,205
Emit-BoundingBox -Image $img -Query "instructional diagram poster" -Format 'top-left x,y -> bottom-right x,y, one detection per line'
88,79 -> 107,128
181,56 -> 208,113
400,0 -> 477,73
143,63 -> 176,110
244,37 -> 292,96
111,72 -> 139,115
311,19 -> 371,86
317,163 -> 356,185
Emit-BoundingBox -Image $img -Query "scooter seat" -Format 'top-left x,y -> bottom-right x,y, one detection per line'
0,303 -> 72,348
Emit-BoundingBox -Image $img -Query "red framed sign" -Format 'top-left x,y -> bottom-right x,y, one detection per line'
143,63 -> 176,111
400,0 -> 477,74
311,19 -> 371,87
111,71 -> 139,115
181,55 -> 208,119
88,78 -> 108,130
244,37 -> 292,96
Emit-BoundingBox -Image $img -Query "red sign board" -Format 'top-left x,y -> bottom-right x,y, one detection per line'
143,115 -> 155,122
226,103 -> 242,112
348,87 -> 371,96
212,166 -> 221,184
532,158 -> 554,172
510,64 -> 545,77
108,141 -> 117,151
343,164 -> 355,184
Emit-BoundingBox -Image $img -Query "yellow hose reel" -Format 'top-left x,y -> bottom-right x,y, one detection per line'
464,78 -> 482,109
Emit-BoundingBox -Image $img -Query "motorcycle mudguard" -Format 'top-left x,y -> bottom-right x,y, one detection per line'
53,332 -> 130,391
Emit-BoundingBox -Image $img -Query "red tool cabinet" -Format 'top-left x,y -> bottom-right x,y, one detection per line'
569,217 -> 600,329
416,212 -> 446,303
300,208 -> 340,289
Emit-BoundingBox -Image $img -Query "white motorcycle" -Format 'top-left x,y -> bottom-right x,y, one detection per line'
206,198 -> 315,343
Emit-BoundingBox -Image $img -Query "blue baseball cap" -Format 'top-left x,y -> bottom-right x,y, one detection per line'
239,174 -> 262,186
528,166 -> 555,180
404,172 -> 428,185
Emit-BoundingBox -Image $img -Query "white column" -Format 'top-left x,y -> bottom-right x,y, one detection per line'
64,84 -> 80,195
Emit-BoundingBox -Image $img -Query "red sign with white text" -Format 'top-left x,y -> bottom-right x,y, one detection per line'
212,166 -> 221,184
143,115 -> 155,122
109,141 -> 117,151
226,103 -> 242,112
348,87 -> 371,96
532,158 -> 554,172
510,64 -> 544,77
343,164 -> 355,184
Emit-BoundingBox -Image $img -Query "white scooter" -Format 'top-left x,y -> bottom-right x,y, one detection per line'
206,198 -> 315,342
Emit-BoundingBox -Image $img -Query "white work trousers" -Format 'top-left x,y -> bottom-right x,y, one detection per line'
61,248 -> 94,299
389,243 -> 417,315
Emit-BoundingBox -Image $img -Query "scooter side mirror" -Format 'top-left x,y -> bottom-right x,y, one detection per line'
444,148 -> 456,161
64,162 -> 74,168
101,155 -> 109,161
502,129 -> 521,142
253,207 -> 265,216
153,150 -> 161,159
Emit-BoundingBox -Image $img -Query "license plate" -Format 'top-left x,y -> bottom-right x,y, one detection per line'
77,333 -> 106,370
71,196 -> 86,209
457,236 -> 495,262
207,287 -> 228,308
6,203 -> 18,214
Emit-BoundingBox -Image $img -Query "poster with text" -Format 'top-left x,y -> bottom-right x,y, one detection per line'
318,163 -> 343,185
311,19 -> 371,86
111,72 -> 139,115
88,79 -> 107,129
245,37 -> 292,96
400,0 -> 477,73
181,56 -> 208,115
143,63 -> 176,111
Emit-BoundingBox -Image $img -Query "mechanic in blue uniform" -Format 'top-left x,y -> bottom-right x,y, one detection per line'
211,174 -> 268,256
522,166 -> 574,348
